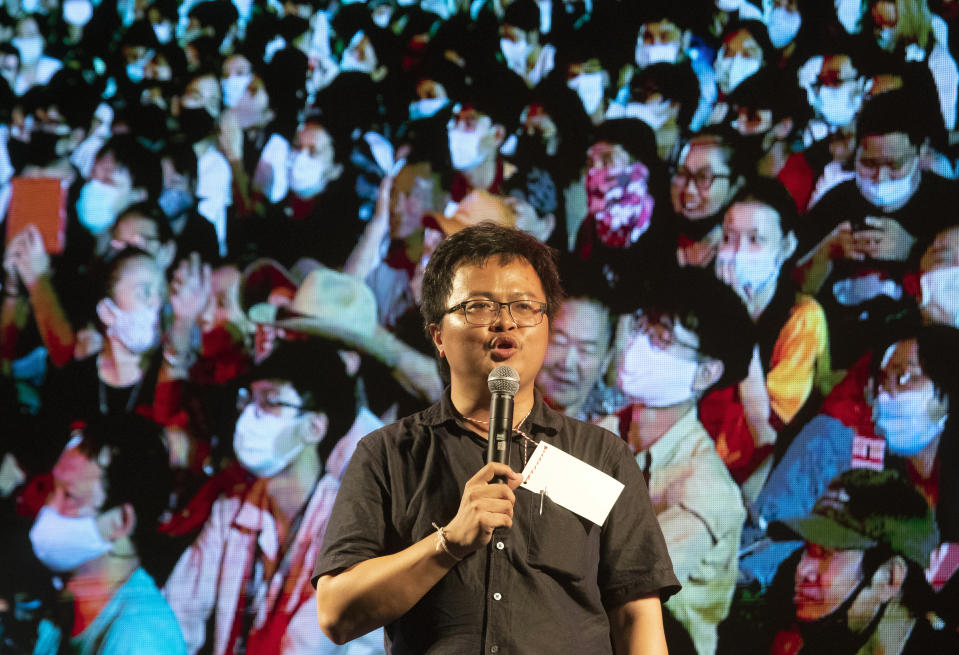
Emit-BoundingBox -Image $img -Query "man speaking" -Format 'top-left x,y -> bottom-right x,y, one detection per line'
313,223 -> 680,653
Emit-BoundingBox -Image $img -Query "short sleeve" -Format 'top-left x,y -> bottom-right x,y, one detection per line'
312,432 -> 391,586
596,437 -> 681,609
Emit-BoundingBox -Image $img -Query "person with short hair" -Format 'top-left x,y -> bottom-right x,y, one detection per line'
764,468 -> 957,654
606,267 -> 755,655
314,223 -> 679,654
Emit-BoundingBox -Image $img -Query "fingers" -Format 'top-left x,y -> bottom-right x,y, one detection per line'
469,462 -> 522,487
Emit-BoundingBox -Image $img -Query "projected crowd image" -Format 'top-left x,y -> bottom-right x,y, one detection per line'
1,0 -> 958,653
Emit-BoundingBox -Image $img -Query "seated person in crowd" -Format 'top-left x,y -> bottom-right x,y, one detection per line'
536,259 -> 617,422
743,324 -> 959,588
671,128 -> 748,268
704,178 -> 831,489
763,468 -> 957,654
796,89 -> 958,368
164,338 -> 384,655
26,415 -> 185,655
604,267 -> 755,655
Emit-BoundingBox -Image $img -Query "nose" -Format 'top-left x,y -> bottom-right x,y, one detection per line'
796,551 -> 819,582
489,303 -> 517,330
562,344 -> 578,370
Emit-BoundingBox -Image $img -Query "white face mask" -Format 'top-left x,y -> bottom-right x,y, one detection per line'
102,297 -> 159,354
409,97 -> 449,121
635,42 -> 681,68
856,159 -> 920,210
618,331 -> 699,407
372,7 -> 393,28
625,99 -> 673,130
76,179 -> 124,235
873,389 -> 945,455
221,73 -> 253,108
233,404 -> 305,477
448,126 -> 488,171
716,0 -> 741,11
765,7 -> 802,48
568,72 -> 605,115
920,266 -> 959,327
153,22 -> 173,44
13,36 -> 44,66
715,54 -> 762,94
340,31 -> 377,74
836,0 -> 861,34
815,83 -> 862,127
289,149 -> 330,197
30,505 -> 112,572
500,37 -> 532,74
63,0 -> 94,27
716,247 -> 781,297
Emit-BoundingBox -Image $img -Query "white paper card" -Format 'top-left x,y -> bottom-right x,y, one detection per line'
520,442 -> 624,526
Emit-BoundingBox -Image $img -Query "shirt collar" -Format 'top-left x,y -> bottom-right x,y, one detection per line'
645,407 -> 700,470
420,387 -> 564,436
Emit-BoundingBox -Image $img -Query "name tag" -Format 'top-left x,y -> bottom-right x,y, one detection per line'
850,434 -> 885,471
520,442 -> 624,526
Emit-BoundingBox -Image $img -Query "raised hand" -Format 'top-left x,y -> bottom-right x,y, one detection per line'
443,462 -> 523,558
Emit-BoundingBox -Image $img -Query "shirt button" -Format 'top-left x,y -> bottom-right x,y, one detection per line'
493,592 -> 502,601
495,541 -> 505,550
490,647 -> 499,654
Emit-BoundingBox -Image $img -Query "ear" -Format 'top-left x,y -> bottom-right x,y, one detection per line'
692,359 -> 724,393
429,322 -> 444,357
781,230 -> 798,262
98,503 -> 137,541
870,555 -> 907,603
96,298 -> 117,328
303,411 -> 329,445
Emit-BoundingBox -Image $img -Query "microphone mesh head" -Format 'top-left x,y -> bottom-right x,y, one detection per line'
488,366 -> 520,396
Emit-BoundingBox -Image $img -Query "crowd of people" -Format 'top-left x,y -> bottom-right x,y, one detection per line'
1,0 -> 959,653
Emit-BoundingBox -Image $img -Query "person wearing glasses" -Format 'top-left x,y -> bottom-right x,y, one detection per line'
163,338 -> 385,655
314,223 -> 680,654
604,267 -> 756,655
796,88 -> 959,368
669,128 -> 748,269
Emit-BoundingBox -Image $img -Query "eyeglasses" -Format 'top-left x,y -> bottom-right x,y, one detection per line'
445,299 -> 548,327
236,387 -> 306,415
633,311 -> 701,355
670,166 -> 730,193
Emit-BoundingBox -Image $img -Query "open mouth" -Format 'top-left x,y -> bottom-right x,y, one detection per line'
490,337 -> 518,360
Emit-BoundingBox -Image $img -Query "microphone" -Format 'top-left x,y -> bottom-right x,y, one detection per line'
487,366 -> 519,483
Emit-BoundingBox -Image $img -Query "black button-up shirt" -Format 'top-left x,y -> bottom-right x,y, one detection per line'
313,390 -> 680,654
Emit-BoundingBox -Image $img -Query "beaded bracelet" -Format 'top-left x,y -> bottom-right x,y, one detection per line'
431,522 -> 463,562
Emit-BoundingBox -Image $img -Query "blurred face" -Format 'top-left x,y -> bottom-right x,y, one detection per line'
871,0 -> 898,28
295,123 -> 335,164
586,141 -> 632,213
222,54 -> 252,78
639,19 -> 682,45
671,141 -> 735,219
91,153 -> 134,198
854,132 -> 918,184
539,298 -> 611,412
112,215 -> 162,257
920,226 -> 959,275
389,162 -> 434,239
430,256 -> 550,395
873,339 -> 932,399
723,28 -> 762,59
48,447 -> 106,519
210,265 -> 244,329
181,74 -> 221,118
794,543 -> 865,622
112,255 -> 164,314
720,200 -> 786,258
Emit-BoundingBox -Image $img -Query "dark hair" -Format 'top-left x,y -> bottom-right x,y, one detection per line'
113,202 -> 176,245
721,19 -> 776,65
420,223 -> 564,330
682,126 -> 751,183
725,67 -> 813,127
502,0 -> 540,34
856,88 -> 929,148
74,415 -> 171,574
727,177 -> 799,236
93,246 -> 156,310
246,338 -> 357,460
95,135 -> 163,201
631,62 -> 701,130
638,267 -> 756,391
557,254 -> 617,349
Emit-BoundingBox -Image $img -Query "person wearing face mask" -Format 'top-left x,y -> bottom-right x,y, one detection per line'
159,144 -> 220,264
598,268 -> 755,655
760,469 -> 955,655
444,95 -> 511,203
710,20 -> 772,125
797,89 -> 958,367
742,326 -> 959,592
707,180 -> 831,490
10,16 -> 62,96
20,415 -> 186,655
496,0 -> 556,88
163,338 -> 386,655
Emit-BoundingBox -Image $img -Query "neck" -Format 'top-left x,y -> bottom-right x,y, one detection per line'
628,400 -> 694,452
861,598 -> 914,655
66,551 -> 140,636
266,447 -> 321,522
758,141 -> 790,177
464,156 -> 498,192
450,381 -> 536,439
908,433 -> 941,480
745,278 -> 778,320
99,338 -> 144,387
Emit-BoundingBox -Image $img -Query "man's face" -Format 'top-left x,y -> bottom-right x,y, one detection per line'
719,200 -> 785,258
794,543 -> 865,622
112,255 -> 164,315
112,215 -> 162,257
538,298 -> 611,412
854,132 -> 918,184
48,446 -> 107,519
390,163 -> 433,239
430,255 -> 550,393
639,19 -> 682,46
873,338 -> 932,399
671,141 -> 735,220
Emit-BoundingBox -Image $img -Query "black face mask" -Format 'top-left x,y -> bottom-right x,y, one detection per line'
796,570 -> 889,655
